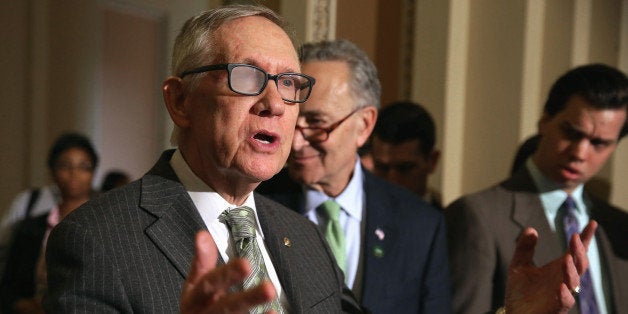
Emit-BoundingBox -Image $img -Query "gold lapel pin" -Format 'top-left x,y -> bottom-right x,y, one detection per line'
283,237 -> 291,247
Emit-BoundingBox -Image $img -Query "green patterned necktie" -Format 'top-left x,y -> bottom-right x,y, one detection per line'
220,206 -> 285,314
319,199 -> 346,273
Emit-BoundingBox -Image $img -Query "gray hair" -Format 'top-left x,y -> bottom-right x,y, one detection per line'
171,4 -> 295,77
168,4 -> 296,146
299,39 -> 381,109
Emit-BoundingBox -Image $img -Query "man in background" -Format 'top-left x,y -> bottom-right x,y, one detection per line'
369,101 -> 442,209
256,38 -> 447,313
446,63 -> 628,313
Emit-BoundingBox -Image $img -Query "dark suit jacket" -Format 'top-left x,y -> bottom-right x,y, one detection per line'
0,213 -> 48,313
445,167 -> 628,314
257,167 -> 452,313
43,150 -> 361,313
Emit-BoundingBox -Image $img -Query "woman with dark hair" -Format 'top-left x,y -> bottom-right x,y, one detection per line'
0,132 -> 98,314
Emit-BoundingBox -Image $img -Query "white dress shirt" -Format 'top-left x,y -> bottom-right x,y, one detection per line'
303,157 -> 364,290
170,150 -> 288,308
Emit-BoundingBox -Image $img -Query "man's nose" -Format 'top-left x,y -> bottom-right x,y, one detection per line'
252,81 -> 286,117
292,127 -> 309,150
569,139 -> 589,161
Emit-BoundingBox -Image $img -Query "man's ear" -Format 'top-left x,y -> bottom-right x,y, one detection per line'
537,113 -> 551,135
427,149 -> 441,174
163,77 -> 190,128
356,106 -> 378,147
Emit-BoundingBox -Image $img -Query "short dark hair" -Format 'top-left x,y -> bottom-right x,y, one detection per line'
543,63 -> 628,138
172,4 -> 293,78
101,170 -> 130,192
47,132 -> 99,171
510,134 -> 541,175
373,101 -> 436,157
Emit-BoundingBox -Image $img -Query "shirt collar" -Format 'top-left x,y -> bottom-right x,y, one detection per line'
304,156 -> 364,221
527,158 -> 586,215
169,149 -> 262,237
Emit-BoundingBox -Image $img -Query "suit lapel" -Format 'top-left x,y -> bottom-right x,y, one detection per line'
255,195 -> 302,307
589,199 -> 628,312
256,194 -> 338,310
361,172 -> 397,300
140,150 -> 208,279
506,169 -> 564,266
593,224 -> 621,309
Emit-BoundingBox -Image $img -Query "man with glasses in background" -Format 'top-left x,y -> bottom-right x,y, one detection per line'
44,5 -> 362,313
257,39 -> 452,313
258,38 -> 600,314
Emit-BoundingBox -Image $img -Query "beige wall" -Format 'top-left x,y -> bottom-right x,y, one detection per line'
2,0 -> 627,213
0,0 -> 209,212
0,1 -> 30,206
100,7 -> 164,181
411,0 -> 628,208
300,0 -> 628,209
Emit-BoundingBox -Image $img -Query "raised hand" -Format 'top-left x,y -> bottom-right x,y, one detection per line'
504,221 -> 597,314
180,231 -> 277,314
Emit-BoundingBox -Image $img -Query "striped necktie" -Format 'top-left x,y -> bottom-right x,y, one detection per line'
220,206 -> 285,314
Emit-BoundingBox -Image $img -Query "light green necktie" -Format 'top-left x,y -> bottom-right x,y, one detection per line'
220,206 -> 285,314
319,199 -> 346,273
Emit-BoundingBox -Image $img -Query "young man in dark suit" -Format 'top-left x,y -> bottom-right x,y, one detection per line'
369,101 -> 443,210
446,63 -> 628,314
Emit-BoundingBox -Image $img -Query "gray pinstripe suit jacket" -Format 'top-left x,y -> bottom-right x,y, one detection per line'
43,150 -> 361,313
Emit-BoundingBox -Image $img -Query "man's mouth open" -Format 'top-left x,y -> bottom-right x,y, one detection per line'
253,132 -> 276,144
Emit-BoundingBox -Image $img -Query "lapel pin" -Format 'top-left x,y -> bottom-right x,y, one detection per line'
283,237 -> 291,247
373,245 -> 384,258
375,228 -> 385,241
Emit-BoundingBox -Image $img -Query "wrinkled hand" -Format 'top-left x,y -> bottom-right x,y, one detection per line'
180,231 -> 277,313
505,221 -> 597,314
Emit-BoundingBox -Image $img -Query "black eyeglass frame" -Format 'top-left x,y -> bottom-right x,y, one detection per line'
295,108 -> 363,143
179,63 -> 316,103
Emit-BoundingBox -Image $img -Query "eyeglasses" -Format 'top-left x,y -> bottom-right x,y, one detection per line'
179,63 -> 315,103
295,108 -> 362,143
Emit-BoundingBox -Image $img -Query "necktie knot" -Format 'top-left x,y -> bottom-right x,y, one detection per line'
219,206 -> 285,313
320,199 -> 341,222
562,196 -> 580,241
564,195 -> 577,215
220,206 -> 257,242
